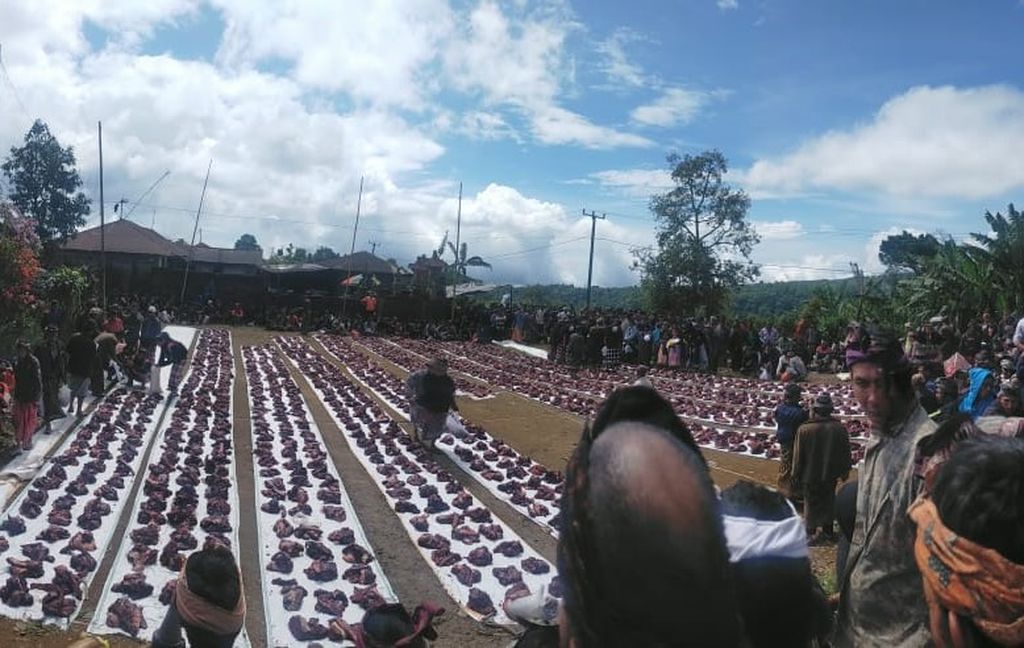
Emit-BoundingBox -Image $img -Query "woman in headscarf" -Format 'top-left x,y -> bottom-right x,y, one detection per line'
959,367 -> 998,421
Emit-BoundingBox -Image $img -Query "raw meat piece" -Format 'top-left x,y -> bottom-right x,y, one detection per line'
130,524 -> 160,546
47,508 -> 72,527
494,541 -> 524,558
452,526 -> 480,545
260,499 -> 281,514
418,484 -> 438,498
323,505 -> 346,522
26,489 -> 48,506
271,578 -> 308,612
207,498 -> 231,516
304,559 -> 339,582
548,576 -> 563,599
0,535 -> 7,553
424,494 -> 449,514
21,543 -> 53,563
452,492 -> 473,510
465,507 -> 492,524
19,501 -> 41,519
479,524 -> 503,542
266,551 -> 294,574
416,534 -> 450,551
159,543 -> 185,572
159,579 -> 176,605
436,513 -> 463,527
467,547 -> 493,567
7,557 -> 44,578
107,597 -> 147,636
111,573 -> 154,600
351,585 -> 385,611
273,518 -> 294,538
305,541 -> 334,561
327,527 -> 355,546
38,526 -> 71,543
394,500 -> 419,514
505,582 -> 530,602
313,589 -> 348,616
492,566 -> 522,586
278,539 -> 303,558
136,510 -> 167,525
200,516 -> 232,533
70,551 -> 97,574
341,544 -> 373,565
0,576 -> 33,607
342,564 -> 376,586
521,558 -> 550,575
288,615 -> 328,641
127,545 -> 158,569
294,524 -> 322,541
452,563 -> 481,586
169,528 -> 198,551
61,531 -> 95,554
40,591 -> 76,618
467,588 -> 495,617
409,515 -> 429,532
528,502 -> 549,518
430,549 -> 461,567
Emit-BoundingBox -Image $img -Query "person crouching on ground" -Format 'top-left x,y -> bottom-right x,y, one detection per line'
151,546 -> 246,648
156,332 -> 188,395
792,392 -> 852,544
404,358 -> 457,450
908,436 -> 1024,647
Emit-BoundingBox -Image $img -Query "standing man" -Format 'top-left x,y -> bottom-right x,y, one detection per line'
792,393 -> 852,544
834,327 -> 937,647
34,325 -> 67,433
12,340 -> 42,452
156,332 -> 188,395
66,324 -> 96,417
773,382 -> 808,497
140,305 -> 162,352
404,358 -> 457,450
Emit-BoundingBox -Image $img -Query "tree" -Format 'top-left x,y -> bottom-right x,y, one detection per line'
634,151 -> 759,314
268,244 -> 309,264
309,246 -> 340,263
2,119 -> 90,248
878,231 -> 940,272
0,203 -> 42,356
970,204 -> 1024,314
446,240 -> 491,282
234,233 -> 261,251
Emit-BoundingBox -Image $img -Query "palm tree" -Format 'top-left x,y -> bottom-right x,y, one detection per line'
971,203 -> 1024,313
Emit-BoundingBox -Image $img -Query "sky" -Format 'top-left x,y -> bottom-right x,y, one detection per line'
1,0 -> 1023,286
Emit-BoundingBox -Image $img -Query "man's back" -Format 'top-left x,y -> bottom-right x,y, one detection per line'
793,417 -> 850,485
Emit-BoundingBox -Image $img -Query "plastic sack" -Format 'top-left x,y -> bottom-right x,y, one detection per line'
148,365 -> 163,394
58,385 -> 71,408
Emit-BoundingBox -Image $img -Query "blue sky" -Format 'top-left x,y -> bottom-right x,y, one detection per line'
2,0 -> 1023,285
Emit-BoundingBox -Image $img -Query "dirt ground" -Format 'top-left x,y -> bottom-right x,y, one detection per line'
0,328 -> 842,647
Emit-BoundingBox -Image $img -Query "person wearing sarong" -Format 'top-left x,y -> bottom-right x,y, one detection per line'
156,332 -> 188,395
151,546 -> 246,648
33,325 -> 66,432
909,436 -> 1024,648
792,392 -> 851,544
405,358 -> 457,449
12,340 -> 41,452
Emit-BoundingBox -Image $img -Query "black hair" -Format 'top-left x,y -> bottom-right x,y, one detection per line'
917,413 -> 978,463
720,480 -> 831,648
930,436 -> 1024,565
511,625 -> 559,648
185,546 -> 241,611
588,386 -> 705,466
362,603 -> 425,648
720,480 -> 791,521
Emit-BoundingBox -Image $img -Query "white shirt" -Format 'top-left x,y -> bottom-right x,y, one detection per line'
1013,317 -> 1024,347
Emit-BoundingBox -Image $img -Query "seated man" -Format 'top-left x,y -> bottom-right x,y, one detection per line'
908,436 -> 1024,647
557,420 -> 740,647
777,349 -> 808,382
404,358 -> 457,450
151,546 -> 246,648
721,480 -> 832,647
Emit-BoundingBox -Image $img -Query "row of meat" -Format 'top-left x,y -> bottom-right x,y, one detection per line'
85,329 -> 244,642
315,335 -> 563,538
242,343 -> 397,645
276,336 -> 560,626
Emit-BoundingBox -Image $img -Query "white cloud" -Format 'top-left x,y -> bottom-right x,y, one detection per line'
459,111 -> 520,141
758,254 -> 850,282
596,28 -> 646,87
743,85 -> 1024,199
752,219 -> 804,240
717,0 -> 739,10
589,168 -> 673,197
630,87 -> 716,127
444,0 -> 651,148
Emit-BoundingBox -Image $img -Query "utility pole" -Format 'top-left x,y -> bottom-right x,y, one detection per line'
179,159 -> 213,305
114,197 -> 129,220
582,209 -> 605,312
98,122 -> 106,310
368,240 -> 378,256
450,182 -> 462,320
341,176 -> 364,317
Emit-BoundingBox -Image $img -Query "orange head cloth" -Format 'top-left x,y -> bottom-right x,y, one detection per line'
909,497 -> 1024,646
175,561 -> 246,637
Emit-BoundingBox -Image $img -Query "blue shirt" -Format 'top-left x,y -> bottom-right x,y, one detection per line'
774,402 -> 808,445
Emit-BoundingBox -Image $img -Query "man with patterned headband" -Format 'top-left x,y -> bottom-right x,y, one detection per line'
909,436 -> 1024,647
834,325 -> 938,647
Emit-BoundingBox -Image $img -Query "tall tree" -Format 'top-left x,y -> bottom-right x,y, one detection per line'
2,120 -> 90,248
234,233 -> 261,251
634,150 -> 759,314
878,231 -> 940,272
309,246 -> 340,262
970,204 -> 1024,313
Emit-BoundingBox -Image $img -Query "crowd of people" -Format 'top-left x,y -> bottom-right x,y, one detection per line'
0,297 -> 188,455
